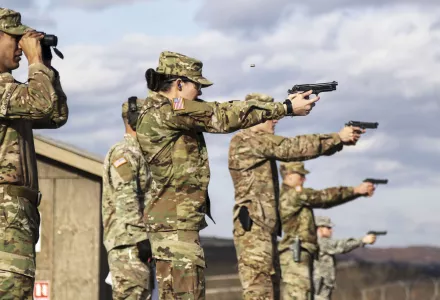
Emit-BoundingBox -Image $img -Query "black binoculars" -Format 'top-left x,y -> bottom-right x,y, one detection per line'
40,34 -> 58,47
36,32 -> 64,60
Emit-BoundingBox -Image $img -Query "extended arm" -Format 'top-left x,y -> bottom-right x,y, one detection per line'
320,237 -> 364,255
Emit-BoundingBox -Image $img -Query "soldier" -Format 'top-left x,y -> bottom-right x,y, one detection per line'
277,163 -> 375,300
136,50 -> 320,299
102,97 -> 153,300
0,8 -> 68,299
229,99 -> 365,300
314,216 -> 376,300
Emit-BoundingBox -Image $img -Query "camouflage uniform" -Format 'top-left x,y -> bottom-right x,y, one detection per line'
277,164 -> 361,300
314,217 -> 364,300
136,51 -> 290,300
102,99 -> 152,300
229,104 -> 345,300
0,8 -> 68,299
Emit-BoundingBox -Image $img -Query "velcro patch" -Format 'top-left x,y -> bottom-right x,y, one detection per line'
113,157 -> 127,168
172,97 -> 185,110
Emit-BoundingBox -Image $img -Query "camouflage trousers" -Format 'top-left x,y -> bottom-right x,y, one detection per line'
279,249 -> 314,300
0,270 -> 34,300
233,219 -> 281,300
314,285 -> 332,300
150,230 -> 205,300
108,245 -> 152,300
0,185 -> 40,300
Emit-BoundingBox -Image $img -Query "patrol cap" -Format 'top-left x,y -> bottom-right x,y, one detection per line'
315,216 -> 335,228
156,51 -> 213,87
121,98 -> 146,119
279,162 -> 310,178
0,8 -> 33,36
245,93 -> 274,103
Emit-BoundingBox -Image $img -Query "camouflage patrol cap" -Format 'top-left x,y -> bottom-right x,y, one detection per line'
156,51 -> 213,87
245,93 -> 274,103
279,162 -> 310,178
315,216 -> 335,228
121,98 -> 146,119
0,8 -> 33,36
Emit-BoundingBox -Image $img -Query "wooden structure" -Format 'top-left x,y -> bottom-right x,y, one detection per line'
33,134 -> 112,300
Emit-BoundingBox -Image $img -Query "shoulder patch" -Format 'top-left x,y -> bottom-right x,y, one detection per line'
172,97 -> 185,110
113,157 -> 127,168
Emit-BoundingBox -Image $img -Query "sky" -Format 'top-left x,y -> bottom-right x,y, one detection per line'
6,0 -> 440,247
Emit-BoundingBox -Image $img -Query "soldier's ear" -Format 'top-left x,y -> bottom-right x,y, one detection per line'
176,79 -> 183,91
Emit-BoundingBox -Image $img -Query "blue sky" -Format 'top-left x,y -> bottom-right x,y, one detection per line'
6,0 -> 440,247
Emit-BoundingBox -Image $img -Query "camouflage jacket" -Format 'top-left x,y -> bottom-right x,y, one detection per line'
136,93 -> 286,233
278,186 -> 358,255
0,64 -> 68,190
229,130 -> 343,234
102,134 -> 150,252
314,236 -> 363,290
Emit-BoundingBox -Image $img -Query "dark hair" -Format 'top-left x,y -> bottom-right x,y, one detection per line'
145,68 -> 177,92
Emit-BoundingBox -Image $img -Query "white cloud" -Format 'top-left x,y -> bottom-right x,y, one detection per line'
14,2 -> 439,246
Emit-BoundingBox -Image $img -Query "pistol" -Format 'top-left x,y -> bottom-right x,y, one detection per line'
288,81 -> 338,95
364,178 -> 388,185
292,235 -> 301,263
367,230 -> 387,236
345,121 -> 379,129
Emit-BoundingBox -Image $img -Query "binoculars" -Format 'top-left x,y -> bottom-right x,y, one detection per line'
36,32 -> 64,60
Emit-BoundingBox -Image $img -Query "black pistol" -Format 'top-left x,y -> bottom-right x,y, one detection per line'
367,230 -> 387,236
363,178 -> 388,185
288,81 -> 338,95
345,121 -> 379,129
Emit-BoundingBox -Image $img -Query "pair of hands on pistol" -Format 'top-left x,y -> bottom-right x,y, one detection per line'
287,91 -> 365,146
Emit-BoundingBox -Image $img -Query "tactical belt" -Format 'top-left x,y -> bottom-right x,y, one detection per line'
2,184 -> 41,207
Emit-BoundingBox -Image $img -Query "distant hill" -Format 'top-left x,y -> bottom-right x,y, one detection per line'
202,236 -> 440,267
340,246 -> 440,265
201,237 -> 440,300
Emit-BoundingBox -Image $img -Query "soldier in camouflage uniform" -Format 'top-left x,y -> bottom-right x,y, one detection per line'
0,8 -> 68,299
136,51 -> 319,300
277,163 -> 375,300
229,98 -> 365,300
314,216 -> 376,300
102,97 -> 153,300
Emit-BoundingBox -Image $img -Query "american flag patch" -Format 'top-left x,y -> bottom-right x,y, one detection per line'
172,97 -> 185,110
113,157 -> 127,168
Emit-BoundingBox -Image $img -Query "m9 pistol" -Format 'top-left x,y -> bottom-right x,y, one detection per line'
363,178 -> 388,185
367,230 -> 387,236
288,81 -> 338,95
345,121 -> 379,129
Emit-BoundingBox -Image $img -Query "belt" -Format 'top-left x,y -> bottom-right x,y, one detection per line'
2,184 -> 41,207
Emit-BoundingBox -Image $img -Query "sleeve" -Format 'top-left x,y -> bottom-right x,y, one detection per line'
0,63 -> 57,120
33,68 -> 68,129
163,99 -> 287,133
248,133 -> 343,161
108,150 -> 142,218
320,238 -> 364,255
298,187 -> 360,209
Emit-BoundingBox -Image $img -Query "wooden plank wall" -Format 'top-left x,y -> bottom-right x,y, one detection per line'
36,157 -> 102,300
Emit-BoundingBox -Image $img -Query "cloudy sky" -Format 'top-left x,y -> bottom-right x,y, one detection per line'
7,0 -> 440,247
